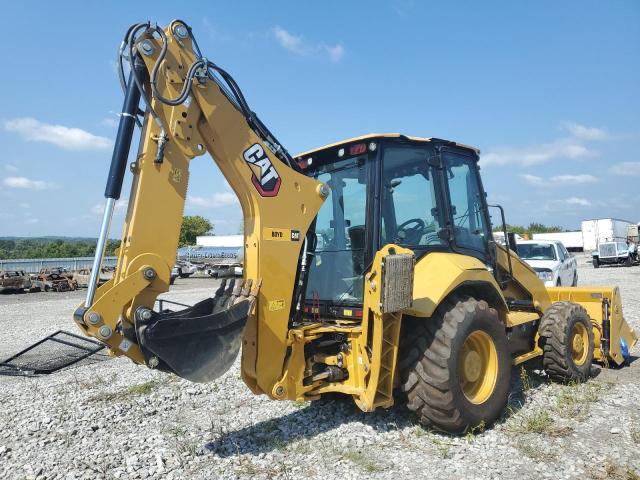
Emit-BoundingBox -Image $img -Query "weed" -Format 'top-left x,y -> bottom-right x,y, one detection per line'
93,380 -> 160,402
514,440 -> 558,463
431,438 -> 455,459
291,400 -> 307,409
343,450 -> 384,473
127,381 -> 158,395
507,409 -> 572,437
177,441 -> 199,457
631,427 -> 640,445
262,419 -> 279,434
520,367 -> 532,393
169,425 -> 188,437
554,382 -> 602,420
594,459 -> 640,480
464,420 -> 485,441
627,468 -> 640,480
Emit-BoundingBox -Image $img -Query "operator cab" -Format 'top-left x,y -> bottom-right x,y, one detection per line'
295,134 -> 493,321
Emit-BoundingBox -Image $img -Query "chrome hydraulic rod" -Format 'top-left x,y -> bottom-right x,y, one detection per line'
85,197 -> 116,307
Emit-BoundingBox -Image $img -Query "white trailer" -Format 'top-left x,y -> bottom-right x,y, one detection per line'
581,218 -> 632,252
532,231 -> 583,251
196,235 -> 243,247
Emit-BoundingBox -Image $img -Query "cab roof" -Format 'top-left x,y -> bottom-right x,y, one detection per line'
294,133 -> 480,159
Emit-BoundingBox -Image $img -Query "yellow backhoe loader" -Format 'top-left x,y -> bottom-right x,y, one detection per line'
74,20 -> 637,433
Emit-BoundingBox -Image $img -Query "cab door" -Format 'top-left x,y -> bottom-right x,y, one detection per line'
440,148 -> 492,261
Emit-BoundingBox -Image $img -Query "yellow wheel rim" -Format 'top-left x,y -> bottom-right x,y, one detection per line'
458,330 -> 498,405
570,322 -> 589,366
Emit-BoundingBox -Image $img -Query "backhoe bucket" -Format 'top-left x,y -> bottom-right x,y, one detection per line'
135,278 -> 260,383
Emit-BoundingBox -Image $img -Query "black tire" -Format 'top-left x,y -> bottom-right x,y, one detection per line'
539,302 -> 594,382
179,273 -> 190,279
169,276 -> 176,285
399,296 -> 512,433
571,272 -> 578,287
556,278 -> 562,287
625,256 -> 632,267
593,258 -> 599,269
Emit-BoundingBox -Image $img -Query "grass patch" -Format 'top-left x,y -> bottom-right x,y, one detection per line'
514,440 -> 558,463
343,450 -> 384,473
507,409 -> 572,437
520,367 -> 533,393
92,380 -> 161,402
592,459 -> 640,480
431,438 -> 455,459
169,425 -> 188,437
464,421 -> 485,441
554,382 -> 602,420
291,400 -> 307,409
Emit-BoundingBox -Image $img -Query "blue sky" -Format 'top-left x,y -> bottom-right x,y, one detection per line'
1,0 -> 638,237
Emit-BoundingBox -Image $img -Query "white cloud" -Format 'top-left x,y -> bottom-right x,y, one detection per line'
4,164 -> 18,173
100,117 -> 120,128
91,199 -> 128,215
4,118 -> 112,151
564,197 -> 591,206
25,218 -> 39,224
273,26 -> 306,55
3,176 -> 51,190
609,161 -> 640,177
18,202 -> 30,209
545,197 -> 592,210
272,26 -> 345,63
562,122 -> 609,141
520,173 -> 598,187
325,44 -> 345,63
188,192 -> 238,208
483,138 -> 596,167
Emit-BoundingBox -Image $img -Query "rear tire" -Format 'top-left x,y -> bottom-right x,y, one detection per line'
540,302 -> 594,382
571,272 -> 578,287
593,258 -> 599,269
625,256 -> 632,267
399,296 -> 512,433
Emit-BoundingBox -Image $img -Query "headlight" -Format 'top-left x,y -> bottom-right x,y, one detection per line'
537,271 -> 553,281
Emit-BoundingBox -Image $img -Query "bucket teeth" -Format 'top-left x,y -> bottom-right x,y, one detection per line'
240,278 -> 253,298
210,278 -> 262,311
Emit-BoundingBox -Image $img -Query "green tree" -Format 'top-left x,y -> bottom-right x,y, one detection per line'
179,216 -> 214,246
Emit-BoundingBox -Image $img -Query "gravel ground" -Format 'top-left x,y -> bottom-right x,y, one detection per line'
1,258 -> 639,479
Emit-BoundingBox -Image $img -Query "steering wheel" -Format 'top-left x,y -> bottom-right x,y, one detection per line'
395,218 -> 425,244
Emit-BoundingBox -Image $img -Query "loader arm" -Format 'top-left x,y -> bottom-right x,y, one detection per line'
74,21 -> 326,393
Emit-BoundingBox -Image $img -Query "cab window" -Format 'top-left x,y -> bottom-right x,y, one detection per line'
380,146 -> 445,248
443,151 -> 489,253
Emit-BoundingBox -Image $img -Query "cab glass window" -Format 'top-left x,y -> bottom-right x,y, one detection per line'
444,152 -> 489,253
380,146 -> 445,248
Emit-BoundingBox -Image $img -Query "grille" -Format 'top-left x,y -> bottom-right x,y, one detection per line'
380,253 -> 415,313
599,243 -> 617,258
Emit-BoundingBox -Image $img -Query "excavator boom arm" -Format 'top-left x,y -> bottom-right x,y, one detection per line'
74,21 -> 326,393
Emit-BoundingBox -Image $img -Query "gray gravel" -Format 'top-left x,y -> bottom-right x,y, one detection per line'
1,258 -> 639,479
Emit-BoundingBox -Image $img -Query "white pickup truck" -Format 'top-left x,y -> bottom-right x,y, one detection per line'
516,240 -> 578,287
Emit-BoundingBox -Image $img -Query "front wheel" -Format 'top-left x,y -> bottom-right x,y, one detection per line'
399,296 -> 512,433
593,257 -> 600,269
540,302 -> 594,382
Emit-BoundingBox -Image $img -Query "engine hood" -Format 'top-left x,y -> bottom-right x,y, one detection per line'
522,259 -> 559,271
